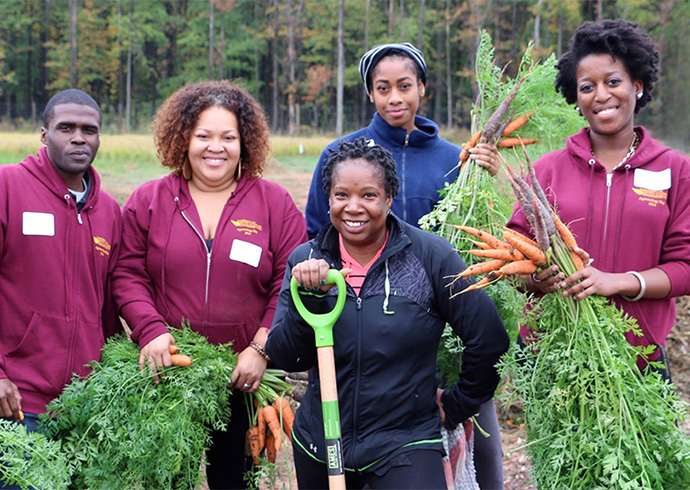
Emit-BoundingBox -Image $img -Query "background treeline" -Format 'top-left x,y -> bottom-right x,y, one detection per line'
0,0 -> 688,148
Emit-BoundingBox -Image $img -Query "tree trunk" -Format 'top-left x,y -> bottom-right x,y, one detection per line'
533,0 -> 543,48
209,0 -> 215,79
287,0 -> 296,135
271,0 -> 280,132
445,0 -> 452,129
336,0 -> 344,135
399,0 -> 404,41
360,0 -> 371,126
117,0 -> 125,132
417,0 -> 425,48
557,0 -> 563,57
388,0 -> 394,37
219,21 -> 225,79
26,0 -> 34,126
126,0 -> 134,131
40,0 -> 50,111
69,0 -> 78,87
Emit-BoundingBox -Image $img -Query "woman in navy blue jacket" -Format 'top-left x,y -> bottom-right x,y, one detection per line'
267,138 -> 508,489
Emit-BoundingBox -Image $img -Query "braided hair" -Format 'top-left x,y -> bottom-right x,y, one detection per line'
322,137 -> 400,198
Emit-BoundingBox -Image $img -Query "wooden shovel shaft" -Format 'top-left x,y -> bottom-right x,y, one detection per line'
317,346 -> 346,490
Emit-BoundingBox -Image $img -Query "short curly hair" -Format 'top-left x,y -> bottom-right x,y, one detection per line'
322,137 -> 400,198
153,80 -> 270,177
555,19 -> 659,113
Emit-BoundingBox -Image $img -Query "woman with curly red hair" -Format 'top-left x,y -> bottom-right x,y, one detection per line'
112,80 -> 307,488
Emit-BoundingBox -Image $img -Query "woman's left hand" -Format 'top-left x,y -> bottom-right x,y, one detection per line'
470,143 -> 500,176
230,345 -> 268,393
560,266 -> 619,300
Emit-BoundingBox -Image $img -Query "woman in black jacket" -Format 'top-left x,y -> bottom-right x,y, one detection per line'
266,138 -> 508,489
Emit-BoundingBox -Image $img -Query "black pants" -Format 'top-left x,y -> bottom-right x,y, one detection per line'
293,443 -> 447,490
206,393 -> 252,490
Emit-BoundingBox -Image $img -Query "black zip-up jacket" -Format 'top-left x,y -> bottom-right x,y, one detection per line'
265,215 -> 508,471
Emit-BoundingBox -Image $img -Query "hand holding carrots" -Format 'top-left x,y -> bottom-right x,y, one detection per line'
138,332 -> 176,383
468,143 -> 500,176
0,378 -> 22,421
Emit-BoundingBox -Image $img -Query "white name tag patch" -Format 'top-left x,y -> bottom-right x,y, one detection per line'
633,168 -> 671,191
229,239 -> 262,268
22,212 -> 55,236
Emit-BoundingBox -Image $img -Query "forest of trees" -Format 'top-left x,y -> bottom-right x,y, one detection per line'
0,0 -> 688,148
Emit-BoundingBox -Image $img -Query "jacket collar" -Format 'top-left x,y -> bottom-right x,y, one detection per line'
20,146 -> 101,206
314,213 -> 412,267
369,113 -> 440,150
566,125 -> 671,172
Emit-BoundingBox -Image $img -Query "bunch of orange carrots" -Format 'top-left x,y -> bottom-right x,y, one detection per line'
451,153 -> 585,294
245,369 -> 295,465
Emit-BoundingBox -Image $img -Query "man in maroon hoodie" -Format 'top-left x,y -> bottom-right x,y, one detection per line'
0,89 -> 122,441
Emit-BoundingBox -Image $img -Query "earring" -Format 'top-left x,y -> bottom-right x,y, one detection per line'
575,106 -> 581,113
182,159 -> 192,180
636,92 -> 643,100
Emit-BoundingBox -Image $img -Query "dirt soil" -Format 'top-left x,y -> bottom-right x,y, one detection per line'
113,159 -> 690,489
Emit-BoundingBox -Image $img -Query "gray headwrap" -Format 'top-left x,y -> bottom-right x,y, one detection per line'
358,42 -> 428,97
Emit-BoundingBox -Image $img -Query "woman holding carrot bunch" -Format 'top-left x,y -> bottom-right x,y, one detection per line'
508,19 -> 690,378
305,41 -> 506,489
267,137 -> 508,489
112,81 -> 307,489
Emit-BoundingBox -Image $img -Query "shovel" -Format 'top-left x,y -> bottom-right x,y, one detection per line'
290,269 -> 347,490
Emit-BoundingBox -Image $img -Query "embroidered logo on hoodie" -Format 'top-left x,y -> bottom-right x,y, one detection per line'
94,236 -> 111,256
231,219 -> 262,236
632,188 -> 668,207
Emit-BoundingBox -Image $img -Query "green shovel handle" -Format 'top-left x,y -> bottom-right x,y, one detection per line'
290,269 -> 346,348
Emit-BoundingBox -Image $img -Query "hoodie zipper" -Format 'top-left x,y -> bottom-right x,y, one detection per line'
180,210 -> 212,305
351,295 -> 363,461
602,172 -> 613,254
401,134 -> 410,222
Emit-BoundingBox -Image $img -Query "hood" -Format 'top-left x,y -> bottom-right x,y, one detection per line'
566,126 -> 672,173
19,146 -> 101,206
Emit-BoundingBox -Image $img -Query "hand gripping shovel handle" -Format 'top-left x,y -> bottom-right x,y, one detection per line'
290,270 -> 347,490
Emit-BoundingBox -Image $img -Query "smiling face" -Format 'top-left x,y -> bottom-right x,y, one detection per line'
187,106 -> 242,191
370,55 -> 424,133
40,103 -> 101,189
329,158 -> 392,256
576,53 -> 643,139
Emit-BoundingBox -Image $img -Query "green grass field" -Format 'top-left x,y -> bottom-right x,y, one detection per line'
0,132 -> 325,205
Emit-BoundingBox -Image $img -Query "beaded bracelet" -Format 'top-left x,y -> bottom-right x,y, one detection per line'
250,341 -> 271,362
620,271 -> 646,302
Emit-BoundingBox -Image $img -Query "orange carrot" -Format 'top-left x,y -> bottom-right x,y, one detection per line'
262,405 -> 283,452
503,232 -> 547,266
17,410 -> 24,422
168,345 -> 179,355
257,406 -> 266,451
170,354 -> 193,367
470,239 -> 491,250
265,432 -> 277,464
458,276 -> 497,294
570,251 -> 586,271
273,396 -> 295,442
499,259 -> 538,275
498,137 -> 538,148
553,214 -> 578,250
449,224 -> 511,250
503,227 -> 538,248
457,259 -> 506,277
467,248 -> 525,262
459,131 -> 483,163
246,426 -> 261,465
502,110 -> 535,136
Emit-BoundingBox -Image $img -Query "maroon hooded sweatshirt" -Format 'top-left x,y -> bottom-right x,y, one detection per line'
0,147 -> 122,414
508,126 -> 690,358
112,172 -> 307,351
